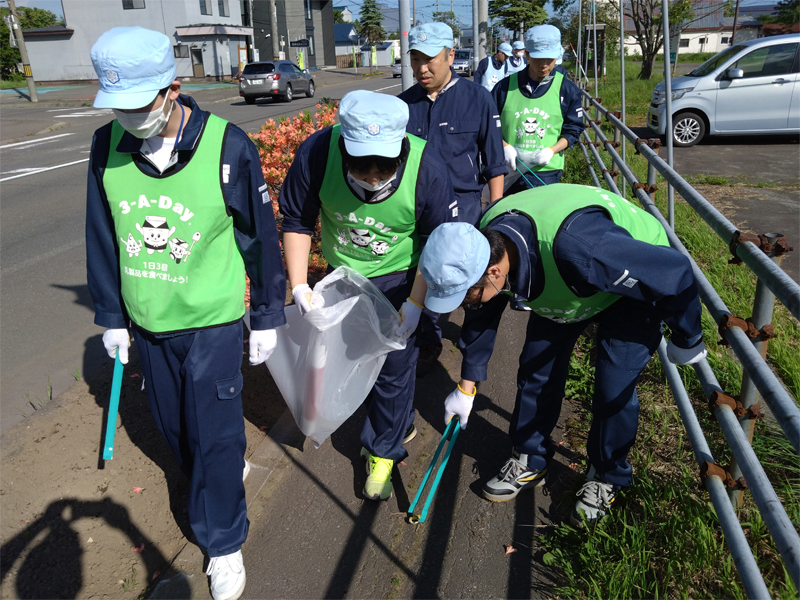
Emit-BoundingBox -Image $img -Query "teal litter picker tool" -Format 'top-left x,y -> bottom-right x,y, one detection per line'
102,354 -> 124,460
407,416 -> 461,524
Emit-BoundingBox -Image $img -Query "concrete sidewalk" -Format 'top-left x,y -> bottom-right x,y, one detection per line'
150,309 -> 583,599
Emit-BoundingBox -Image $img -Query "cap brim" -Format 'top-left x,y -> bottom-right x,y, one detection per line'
342,137 -> 403,158
424,288 -> 467,314
526,50 -> 560,59
408,43 -> 449,58
93,87 -> 161,109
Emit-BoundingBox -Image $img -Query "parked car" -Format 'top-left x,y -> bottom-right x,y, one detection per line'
453,49 -> 473,77
647,33 -> 800,147
239,60 -> 315,104
392,57 -> 402,78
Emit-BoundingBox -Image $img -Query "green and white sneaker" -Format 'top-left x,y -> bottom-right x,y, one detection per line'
360,447 -> 394,501
570,466 -> 621,527
403,423 -> 417,444
482,451 -> 547,502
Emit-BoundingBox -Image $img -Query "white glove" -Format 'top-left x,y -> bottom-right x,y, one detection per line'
530,147 -> 555,166
102,328 -> 130,365
444,384 -> 476,430
666,340 -> 707,366
292,283 -> 324,316
395,297 -> 423,339
503,144 -> 518,170
249,329 -> 277,365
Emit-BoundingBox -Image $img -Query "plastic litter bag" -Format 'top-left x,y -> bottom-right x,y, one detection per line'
261,266 -> 407,447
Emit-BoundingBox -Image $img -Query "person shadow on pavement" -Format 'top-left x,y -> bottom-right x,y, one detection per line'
0,497 -> 189,600
83,335 -> 196,546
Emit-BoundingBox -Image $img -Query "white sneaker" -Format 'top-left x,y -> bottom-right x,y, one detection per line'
242,460 -> 251,482
206,550 -> 246,600
570,466 -> 621,527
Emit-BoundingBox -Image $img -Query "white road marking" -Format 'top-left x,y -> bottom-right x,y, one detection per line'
372,84 -> 403,92
60,109 -> 112,118
0,158 -> 89,182
0,133 -> 74,149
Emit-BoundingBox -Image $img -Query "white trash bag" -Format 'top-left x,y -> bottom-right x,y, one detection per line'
260,266 -> 407,448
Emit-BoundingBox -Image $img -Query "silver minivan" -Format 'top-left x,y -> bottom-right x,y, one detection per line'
647,33 -> 800,146
453,49 -> 473,77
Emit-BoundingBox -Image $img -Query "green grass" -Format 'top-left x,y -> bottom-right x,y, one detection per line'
0,78 -> 26,89
545,57 -> 800,599
656,51 -> 717,63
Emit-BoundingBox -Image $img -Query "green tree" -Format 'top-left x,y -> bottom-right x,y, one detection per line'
489,0 -> 548,37
758,0 -> 799,26
334,9 -> 346,24
358,0 -> 386,45
433,11 -> 462,38
1,6 -> 63,80
723,0 -> 736,17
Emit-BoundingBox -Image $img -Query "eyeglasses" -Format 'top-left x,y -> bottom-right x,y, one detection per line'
463,274 -> 510,311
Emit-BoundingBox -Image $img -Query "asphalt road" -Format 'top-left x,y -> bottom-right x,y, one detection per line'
0,74 -> 404,434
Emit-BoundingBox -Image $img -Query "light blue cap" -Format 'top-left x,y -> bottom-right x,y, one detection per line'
498,42 -> 513,56
525,25 -> 562,59
419,223 -> 490,313
556,45 -> 564,65
91,27 -> 177,109
512,40 -> 526,51
339,90 -> 409,157
409,22 -> 454,57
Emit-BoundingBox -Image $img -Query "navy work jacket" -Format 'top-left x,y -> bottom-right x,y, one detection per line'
458,208 -> 705,382
491,68 -> 585,149
398,70 -> 507,195
86,95 -> 287,333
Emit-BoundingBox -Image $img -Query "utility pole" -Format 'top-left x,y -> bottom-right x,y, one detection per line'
472,0 -> 479,73
479,0 -> 488,63
6,0 -> 37,102
399,0 -> 413,91
268,0 -> 280,59
730,0 -> 742,44
413,0 -> 416,26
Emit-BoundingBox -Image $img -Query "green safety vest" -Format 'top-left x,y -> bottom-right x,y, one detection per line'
501,71 -> 565,172
103,114 -> 246,334
319,125 -> 424,278
480,184 -> 669,323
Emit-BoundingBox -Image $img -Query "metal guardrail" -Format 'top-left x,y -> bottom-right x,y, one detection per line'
573,89 -> 800,596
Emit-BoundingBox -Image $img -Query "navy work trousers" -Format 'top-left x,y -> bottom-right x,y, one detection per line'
360,270 -> 420,461
133,321 -> 248,557
512,298 -> 662,487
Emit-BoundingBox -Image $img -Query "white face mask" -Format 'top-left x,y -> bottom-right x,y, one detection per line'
349,172 -> 395,193
113,95 -> 174,139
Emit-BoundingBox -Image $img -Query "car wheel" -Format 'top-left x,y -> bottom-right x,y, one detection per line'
306,80 -> 315,98
244,95 -> 255,105
672,111 -> 706,147
393,74 -> 399,78
284,84 -> 293,102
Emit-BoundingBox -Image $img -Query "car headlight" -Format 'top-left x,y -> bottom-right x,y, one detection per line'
652,88 -> 692,105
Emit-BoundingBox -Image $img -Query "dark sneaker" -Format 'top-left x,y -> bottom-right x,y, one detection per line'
403,423 -> 417,444
570,466 -> 621,527
482,452 -> 547,502
416,343 -> 443,378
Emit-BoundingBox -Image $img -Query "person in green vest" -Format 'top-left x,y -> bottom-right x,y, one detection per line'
86,27 -> 287,600
278,90 -> 456,501
492,25 -> 584,193
416,184 -> 706,526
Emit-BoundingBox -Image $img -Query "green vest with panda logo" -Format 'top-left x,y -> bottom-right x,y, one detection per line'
480,184 -> 669,323
102,114 -> 246,334
500,70 -> 565,172
318,124 -> 424,278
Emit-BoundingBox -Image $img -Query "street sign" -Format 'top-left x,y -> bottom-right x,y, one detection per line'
669,51 -> 677,63
289,39 -> 309,47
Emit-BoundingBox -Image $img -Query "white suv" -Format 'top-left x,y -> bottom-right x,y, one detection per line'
647,33 -> 799,146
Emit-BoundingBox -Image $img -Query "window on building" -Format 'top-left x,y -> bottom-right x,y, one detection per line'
306,0 -> 312,19
199,0 -> 212,15
679,38 -> 690,48
721,36 -> 731,44
122,0 -> 145,9
308,35 -> 315,56
218,0 -> 229,17
698,37 -> 707,44
174,44 -> 189,58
